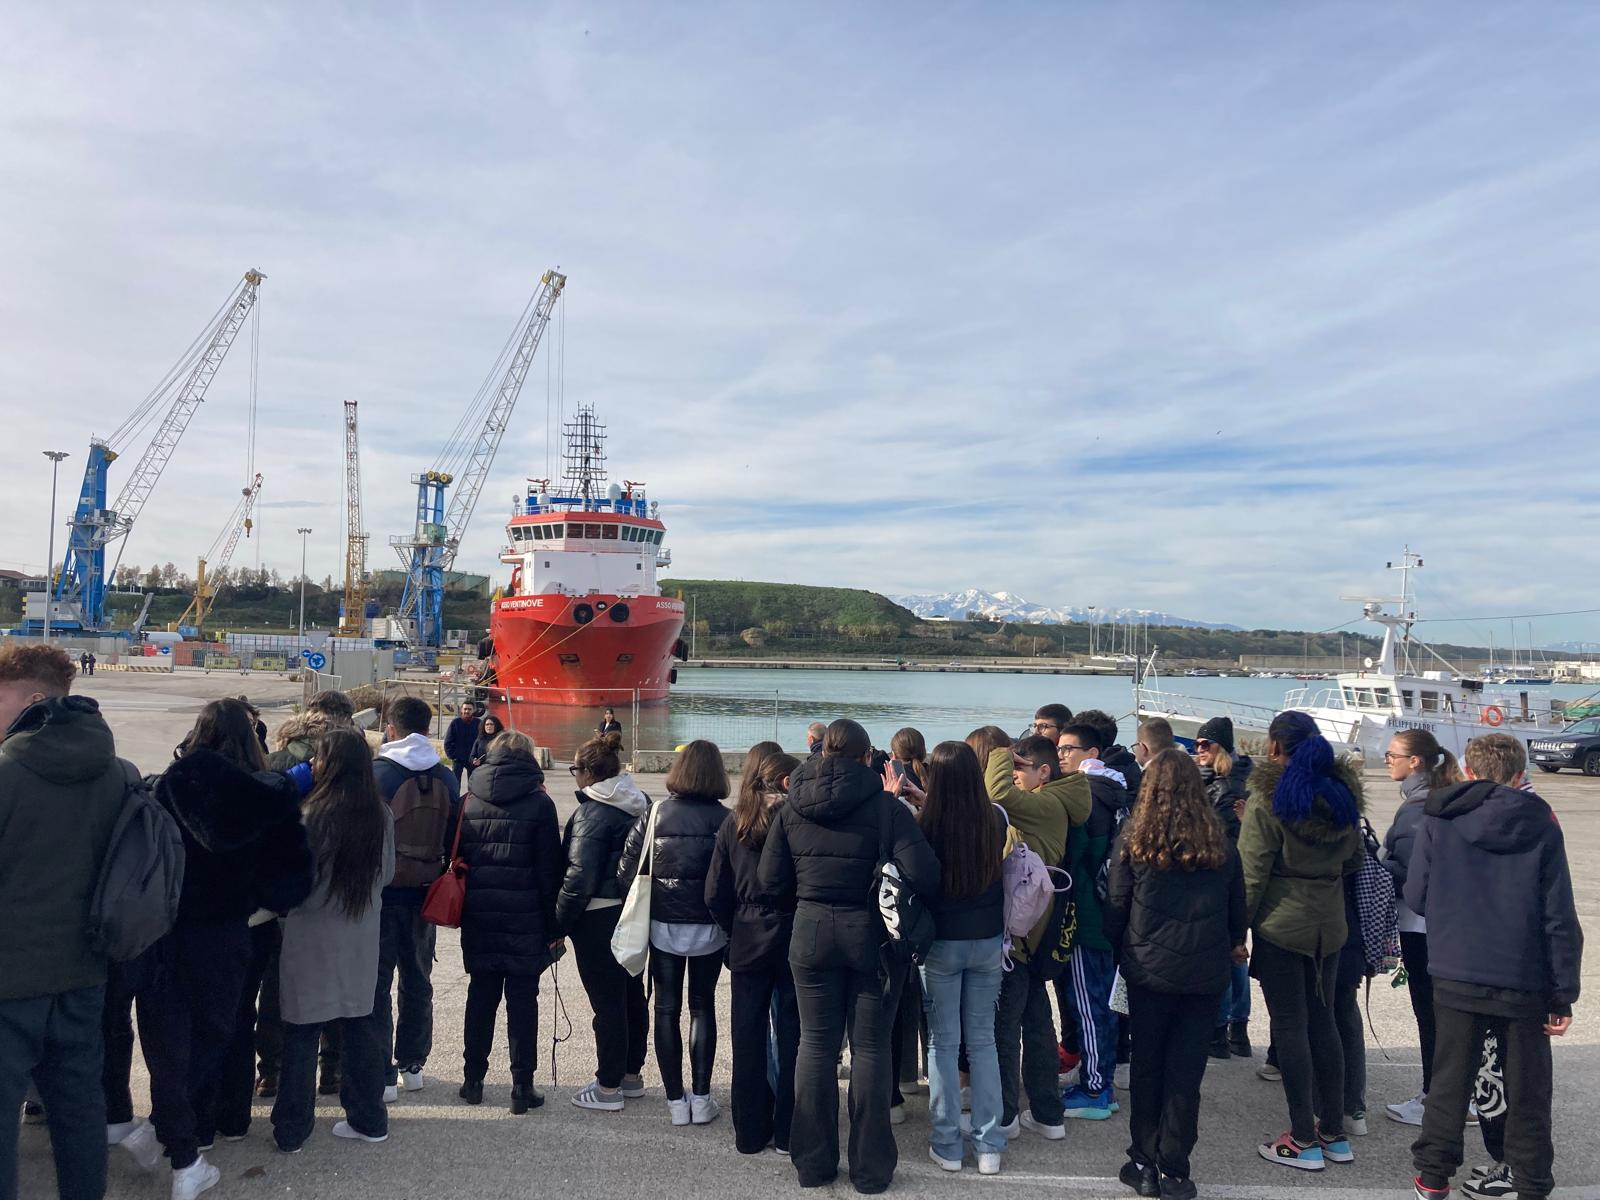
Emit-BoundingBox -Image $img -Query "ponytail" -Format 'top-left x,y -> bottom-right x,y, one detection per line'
1392,728 -> 1463,790
1267,711 -> 1360,828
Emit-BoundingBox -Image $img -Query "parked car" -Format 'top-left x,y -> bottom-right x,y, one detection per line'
1528,716 -> 1600,776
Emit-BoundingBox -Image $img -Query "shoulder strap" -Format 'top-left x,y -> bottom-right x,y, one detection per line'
878,793 -> 897,866
445,799 -> 468,862
638,800 -> 662,875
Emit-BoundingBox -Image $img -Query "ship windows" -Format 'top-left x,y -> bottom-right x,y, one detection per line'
551,523 -> 564,538
602,524 -> 619,540
559,653 -> 580,665
584,524 -> 602,539
1420,690 -> 1440,713
623,526 -> 636,542
636,563 -> 642,570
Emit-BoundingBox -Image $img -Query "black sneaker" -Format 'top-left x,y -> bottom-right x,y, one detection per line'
1227,1020 -> 1252,1057
1208,1027 -> 1231,1059
1161,1176 -> 1198,1200
1461,1163 -> 1517,1200
1118,1161 -> 1159,1197
458,1080 -> 484,1106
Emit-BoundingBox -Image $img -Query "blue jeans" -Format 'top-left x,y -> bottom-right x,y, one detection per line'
0,986 -> 106,1200
1216,960 -> 1251,1027
921,936 -> 1004,1158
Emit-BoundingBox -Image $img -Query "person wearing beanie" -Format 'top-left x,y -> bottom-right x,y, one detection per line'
1193,717 -> 1255,1059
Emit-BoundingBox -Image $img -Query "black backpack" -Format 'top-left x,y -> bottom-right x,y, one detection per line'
870,795 -> 935,983
389,767 -> 452,889
88,763 -> 185,961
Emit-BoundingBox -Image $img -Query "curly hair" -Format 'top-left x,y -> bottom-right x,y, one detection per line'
1121,749 -> 1226,872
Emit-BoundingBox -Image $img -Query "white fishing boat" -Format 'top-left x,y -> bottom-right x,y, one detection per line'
1135,549 -> 1572,761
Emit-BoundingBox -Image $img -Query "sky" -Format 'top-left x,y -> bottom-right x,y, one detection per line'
3,2 -> 1599,644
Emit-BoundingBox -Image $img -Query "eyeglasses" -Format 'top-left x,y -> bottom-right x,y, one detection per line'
1057,744 -> 1086,754
1383,751 -> 1412,762
568,764 -> 580,775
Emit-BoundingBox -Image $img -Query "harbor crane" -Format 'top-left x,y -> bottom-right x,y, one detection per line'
339,400 -> 370,636
390,268 -> 565,654
32,269 -> 265,634
171,473 -> 263,637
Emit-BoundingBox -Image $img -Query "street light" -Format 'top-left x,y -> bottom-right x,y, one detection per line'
42,451 -> 69,644
296,527 -> 312,644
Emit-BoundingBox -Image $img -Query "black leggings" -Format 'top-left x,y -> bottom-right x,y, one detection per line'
1252,938 -> 1344,1145
1400,931 -> 1436,1094
650,949 -> 722,1100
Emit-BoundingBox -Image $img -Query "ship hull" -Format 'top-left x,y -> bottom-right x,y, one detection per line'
489,593 -> 685,707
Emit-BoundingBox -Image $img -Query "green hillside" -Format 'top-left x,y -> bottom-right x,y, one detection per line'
660,579 -> 918,641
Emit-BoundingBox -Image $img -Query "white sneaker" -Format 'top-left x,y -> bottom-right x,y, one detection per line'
1019,1111 -> 1065,1140
383,1084 -> 399,1104
1386,1093 -> 1426,1126
401,1067 -> 425,1092
977,1152 -> 1002,1176
1114,1062 -> 1131,1091
667,1097 -> 691,1126
571,1080 -> 625,1111
332,1120 -> 388,1143
106,1120 -> 139,1145
119,1120 -> 163,1171
170,1156 -> 220,1200
690,1093 -> 720,1125
997,1116 -> 1020,1140
889,1103 -> 906,1126
928,1146 -> 962,1172
960,1085 -> 972,1112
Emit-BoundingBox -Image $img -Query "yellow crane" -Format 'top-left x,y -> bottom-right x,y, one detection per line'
339,401 -> 369,636
172,473 -> 263,636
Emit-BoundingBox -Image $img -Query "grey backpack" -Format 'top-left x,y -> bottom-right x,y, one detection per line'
88,762 -> 186,961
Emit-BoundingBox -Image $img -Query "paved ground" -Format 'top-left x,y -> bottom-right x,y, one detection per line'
16,673 -> 1600,1198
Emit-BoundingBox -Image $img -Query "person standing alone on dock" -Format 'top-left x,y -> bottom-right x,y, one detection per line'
597,707 -> 623,737
442,702 -> 480,789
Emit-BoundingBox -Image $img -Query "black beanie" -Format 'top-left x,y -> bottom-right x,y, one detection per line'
1195,716 -> 1235,754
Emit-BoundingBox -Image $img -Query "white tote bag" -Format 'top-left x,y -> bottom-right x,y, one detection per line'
610,802 -> 660,977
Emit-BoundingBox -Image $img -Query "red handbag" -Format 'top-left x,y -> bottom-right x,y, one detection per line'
420,804 -> 468,928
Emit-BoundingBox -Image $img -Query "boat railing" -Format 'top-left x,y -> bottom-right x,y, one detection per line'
1135,683 -> 1284,726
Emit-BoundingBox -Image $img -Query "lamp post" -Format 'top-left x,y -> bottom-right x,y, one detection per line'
42,451 -> 69,644
296,527 -> 312,644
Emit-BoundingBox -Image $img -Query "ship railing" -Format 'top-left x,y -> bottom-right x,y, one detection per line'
1135,681 -> 1284,728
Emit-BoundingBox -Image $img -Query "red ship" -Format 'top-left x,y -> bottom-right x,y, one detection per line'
485,405 -> 685,709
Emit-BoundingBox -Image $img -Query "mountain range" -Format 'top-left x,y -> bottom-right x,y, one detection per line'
889,588 -> 1241,631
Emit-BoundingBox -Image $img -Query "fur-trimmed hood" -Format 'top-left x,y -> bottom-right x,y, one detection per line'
1245,753 -> 1366,844
272,711 -> 341,754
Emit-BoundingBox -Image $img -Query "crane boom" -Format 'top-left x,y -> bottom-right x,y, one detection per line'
172,473 -> 263,635
340,400 -> 369,636
392,268 -> 565,649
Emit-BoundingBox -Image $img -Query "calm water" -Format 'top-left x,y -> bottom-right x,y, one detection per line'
506,667 -> 1600,760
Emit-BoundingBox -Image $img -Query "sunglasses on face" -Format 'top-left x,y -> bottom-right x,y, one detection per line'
1194,739 -> 1213,750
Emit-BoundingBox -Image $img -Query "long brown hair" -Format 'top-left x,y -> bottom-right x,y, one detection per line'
180,698 -> 267,770
890,727 -> 929,789
735,751 -> 799,847
304,729 -> 389,919
964,725 -> 1012,771
1122,749 -> 1227,872
920,741 -> 1002,901
737,741 -> 783,814
1392,728 -> 1462,789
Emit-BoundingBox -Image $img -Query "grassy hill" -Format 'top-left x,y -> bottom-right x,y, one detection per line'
659,579 -> 918,641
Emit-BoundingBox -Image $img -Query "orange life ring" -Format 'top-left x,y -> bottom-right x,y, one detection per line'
1482,705 -> 1505,727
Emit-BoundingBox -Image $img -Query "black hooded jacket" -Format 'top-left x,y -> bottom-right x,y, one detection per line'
152,749 -> 315,924
460,749 -> 563,975
1102,745 -> 1142,801
705,808 -> 796,971
1104,834 -> 1246,996
618,792 -> 730,927
756,755 -> 939,970
1405,780 -> 1583,1012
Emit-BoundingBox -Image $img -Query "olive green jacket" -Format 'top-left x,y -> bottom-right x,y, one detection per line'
984,748 -> 1091,957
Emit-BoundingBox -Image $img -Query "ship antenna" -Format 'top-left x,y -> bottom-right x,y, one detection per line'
561,403 -> 607,505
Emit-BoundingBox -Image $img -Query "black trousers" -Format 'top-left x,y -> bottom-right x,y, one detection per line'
1401,931 -> 1436,1094
1252,938 -> 1344,1144
731,960 -> 799,1154
0,986 -> 106,1200
1413,1002 -> 1554,1199
1330,981 -> 1366,1119
650,948 -> 722,1100
788,906 -> 900,1195
137,921 -> 253,1169
1474,1029 -> 1507,1164
569,906 -> 648,1089
890,968 -> 922,1104
269,1012 -> 387,1152
463,972 -> 541,1084
102,960 -> 142,1127
1125,984 -> 1216,1181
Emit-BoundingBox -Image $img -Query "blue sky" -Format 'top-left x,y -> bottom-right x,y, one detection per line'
3,3 -> 1599,642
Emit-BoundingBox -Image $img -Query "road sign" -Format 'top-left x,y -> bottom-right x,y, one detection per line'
157,645 -> 171,656
307,652 -> 327,670
301,649 -> 315,661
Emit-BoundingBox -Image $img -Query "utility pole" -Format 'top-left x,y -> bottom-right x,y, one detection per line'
691,594 -> 697,659
42,451 -> 69,644
296,527 -> 312,644
1088,606 -> 1097,657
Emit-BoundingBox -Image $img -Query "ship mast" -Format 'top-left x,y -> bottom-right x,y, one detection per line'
561,404 -> 608,504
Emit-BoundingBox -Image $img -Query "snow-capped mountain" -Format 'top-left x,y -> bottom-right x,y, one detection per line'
889,588 -> 1240,631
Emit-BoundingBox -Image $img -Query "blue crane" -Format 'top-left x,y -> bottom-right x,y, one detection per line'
390,268 -> 565,653
33,270 -> 264,635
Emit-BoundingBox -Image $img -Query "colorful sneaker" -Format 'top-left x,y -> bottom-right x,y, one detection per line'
1414,1176 -> 1450,1200
1461,1163 -> 1516,1200
1317,1129 -> 1355,1164
1387,1093 -> 1427,1126
1258,1131 -> 1325,1171
1061,1084 -> 1115,1121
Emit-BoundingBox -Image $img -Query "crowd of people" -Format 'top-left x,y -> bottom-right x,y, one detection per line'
0,641 -> 1583,1200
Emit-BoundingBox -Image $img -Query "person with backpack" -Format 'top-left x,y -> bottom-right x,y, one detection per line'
456,729 -> 564,1113
618,741 -> 732,1128
1191,716 -> 1255,1060
1239,711 -> 1365,1172
372,697 -> 459,1102
759,719 -> 940,1194
1104,750 -> 1245,1200
981,731 -> 1090,1142
1380,729 -> 1462,1126
558,731 -> 652,1112
128,699 -> 315,1200
705,751 -> 801,1154
917,741 -> 1008,1176
0,645 -> 136,1200
1055,722 -> 1131,1121
271,729 -> 395,1152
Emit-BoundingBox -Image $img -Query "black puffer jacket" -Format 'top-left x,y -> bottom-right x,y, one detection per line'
1381,771 -> 1430,893
1103,745 -> 1142,801
153,750 -> 315,924
1103,833 -> 1246,996
706,809 -> 796,971
618,792 -> 729,926
555,773 -> 651,934
757,755 -> 940,965
460,750 -> 563,975
1201,755 -> 1253,842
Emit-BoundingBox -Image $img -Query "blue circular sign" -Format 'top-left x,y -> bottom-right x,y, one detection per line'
157,645 -> 171,655
301,649 -> 315,661
307,652 -> 327,670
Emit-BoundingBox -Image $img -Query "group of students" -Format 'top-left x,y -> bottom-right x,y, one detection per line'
0,639 -> 1583,1200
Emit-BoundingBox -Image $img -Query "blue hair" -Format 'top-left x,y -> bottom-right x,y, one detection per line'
1268,711 -> 1359,828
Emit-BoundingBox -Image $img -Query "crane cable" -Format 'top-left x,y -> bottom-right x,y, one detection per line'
106,279 -> 241,452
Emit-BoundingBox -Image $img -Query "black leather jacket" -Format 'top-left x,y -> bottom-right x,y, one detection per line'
618,793 -> 730,926
555,776 -> 651,934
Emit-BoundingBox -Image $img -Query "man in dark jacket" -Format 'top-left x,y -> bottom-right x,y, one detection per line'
0,645 -> 129,1200
442,702 -> 480,787
1077,708 -> 1143,802
372,696 -> 460,1098
1406,733 -> 1583,1200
